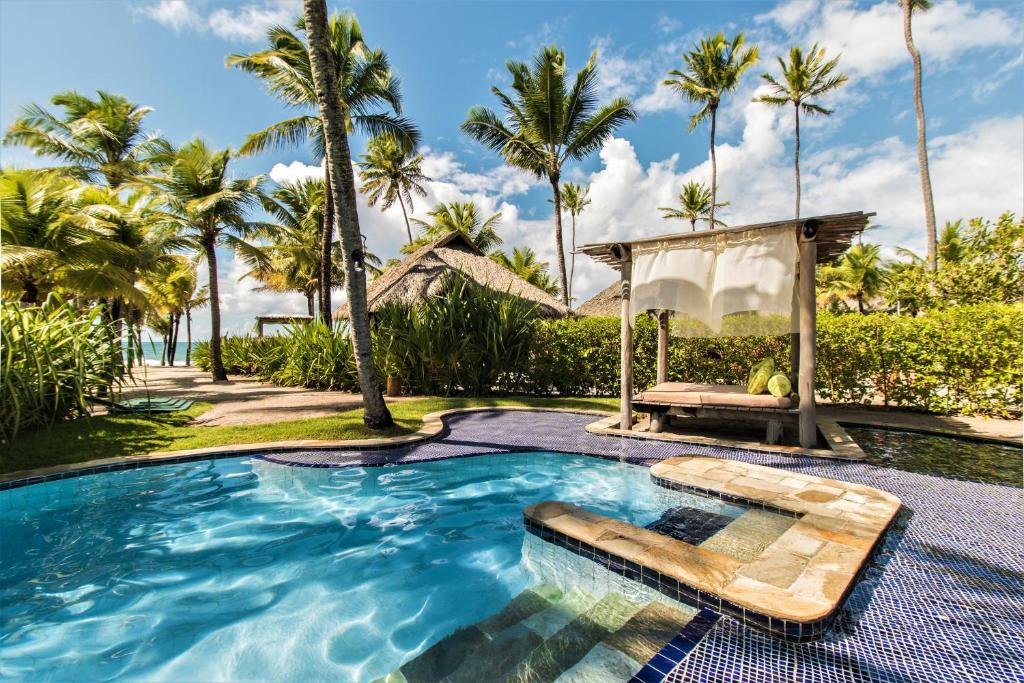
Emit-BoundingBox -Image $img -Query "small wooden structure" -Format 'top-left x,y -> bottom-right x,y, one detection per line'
255,314 -> 313,337
579,211 -> 872,449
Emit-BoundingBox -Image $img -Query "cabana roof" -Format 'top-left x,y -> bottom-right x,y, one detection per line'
334,231 -> 570,319
578,211 -> 874,268
575,282 -> 622,317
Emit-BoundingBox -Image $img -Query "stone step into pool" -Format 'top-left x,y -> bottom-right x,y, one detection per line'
524,455 -> 902,643
375,582 -> 715,683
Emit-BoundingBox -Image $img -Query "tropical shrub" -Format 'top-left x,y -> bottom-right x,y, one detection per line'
201,303 -> 1020,417
374,274 -> 539,395
1,295 -> 123,441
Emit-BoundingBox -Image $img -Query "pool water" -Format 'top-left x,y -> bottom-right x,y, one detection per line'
0,452 -> 746,682
846,427 -> 1022,487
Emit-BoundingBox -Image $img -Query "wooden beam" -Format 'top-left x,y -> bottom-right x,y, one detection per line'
620,247 -> 633,430
790,272 -> 800,388
798,231 -> 818,448
650,309 -> 669,433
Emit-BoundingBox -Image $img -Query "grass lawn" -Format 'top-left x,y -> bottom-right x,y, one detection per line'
0,396 -> 617,475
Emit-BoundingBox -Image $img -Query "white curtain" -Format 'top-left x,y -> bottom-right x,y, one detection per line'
629,226 -> 798,338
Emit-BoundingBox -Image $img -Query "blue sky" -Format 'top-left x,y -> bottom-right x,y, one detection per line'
2,0 -> 1022,337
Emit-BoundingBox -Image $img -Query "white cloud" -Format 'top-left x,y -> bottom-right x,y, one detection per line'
269,160 -> 323,185
141,0 -> 202,32
140,0 -> 300,41
656,15 -> 682,34
758,0 -> 1021,79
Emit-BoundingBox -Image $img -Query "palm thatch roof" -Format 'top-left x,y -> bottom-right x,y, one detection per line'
576,282 -> 622,317
334,231 -> 571,319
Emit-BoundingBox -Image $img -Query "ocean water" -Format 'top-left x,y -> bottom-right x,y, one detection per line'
124,341 -> 198,366
0,452 -> 740,682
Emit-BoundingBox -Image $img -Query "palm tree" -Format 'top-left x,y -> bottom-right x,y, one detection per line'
754,44 -> 847,219
303,0 -> 391,428
228,13 -> 419,321
404,201 -> 503,254
663,33 -> 758,228
559,182 -> 590,303
0,169 -> 128,304
255,178 -> 330,315
3,90 -> 170,188
491,247 -> 559,296
659,180 -> 728,231
818,243 -> 889,313
142,255 -> 199,366
357,134 -> 430,246
462,46 -> 636,306
134,139 -> 268,381
901,0 -> 938,272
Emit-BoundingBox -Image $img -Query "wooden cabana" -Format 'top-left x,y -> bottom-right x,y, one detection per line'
579,211 -> 872,449
255,314 -> 313,337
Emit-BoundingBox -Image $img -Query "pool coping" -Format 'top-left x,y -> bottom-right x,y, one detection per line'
524,455 -> 902,643
584,414 -> 868,460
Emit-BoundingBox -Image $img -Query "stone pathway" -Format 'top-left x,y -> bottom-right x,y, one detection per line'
116,366 -> 417,426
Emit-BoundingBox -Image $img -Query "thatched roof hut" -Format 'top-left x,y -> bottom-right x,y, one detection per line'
334,231 -> 571,319
575,282 -> 621,317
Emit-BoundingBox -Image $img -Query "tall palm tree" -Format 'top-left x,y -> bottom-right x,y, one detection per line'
663,33 -> 758,228
901,0 -> 938,272
134,139 -> 268,381
228,13 -> 419,321
404,201 -> 503,254
754,44 -> 847,219
491,246 -> 559,296
659,180 -> 728,231
3,90 -> 170,188
0,169 -> 129,304
462,46 -> 636,306
255,178 -> 330,315
356,134 -> 430,246
818,243 -> 889,313
559,182 -> 590,303
303,0 -> 391,428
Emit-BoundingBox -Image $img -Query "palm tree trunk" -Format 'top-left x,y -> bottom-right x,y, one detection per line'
397,194 -> 413,246
172,313 -> 182,365
794,102 -> 801,220
203,236 -> 228,381
306,291 -> 315,316
709,104 -> 718,229
185,309 -> 192,367
690,218 -> 696,232
568,211 -> 576,304
903,0 -> 938,272
319,164 -> 335,322
304,0 -> 392,429
549,175 -> 569,306
20,278 -> 39,305
167,313 -> 175,365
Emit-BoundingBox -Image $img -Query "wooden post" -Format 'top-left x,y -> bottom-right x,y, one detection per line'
789,279 -> 800,387
798,228 -> 818,449
650,309 -> 669,433
620,247 -> 633,430
257,319 -> 265,338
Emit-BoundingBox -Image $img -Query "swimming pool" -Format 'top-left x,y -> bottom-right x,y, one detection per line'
0,451 -> 746,682
846,426 -> 1021,487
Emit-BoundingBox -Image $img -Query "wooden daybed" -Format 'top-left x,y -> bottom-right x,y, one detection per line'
634,382 -> 799,444
580,212 -> 874,449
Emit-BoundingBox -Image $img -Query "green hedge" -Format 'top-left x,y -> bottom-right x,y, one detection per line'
198,303 -> 1021,417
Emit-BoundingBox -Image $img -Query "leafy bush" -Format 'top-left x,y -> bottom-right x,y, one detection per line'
374,274 -> 539,395
1,295 -> 123,441
199,300 -> 1020,417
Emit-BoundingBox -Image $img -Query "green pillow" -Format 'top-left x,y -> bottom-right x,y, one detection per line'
767,373 -> 792,398
747,359 -> 775,395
